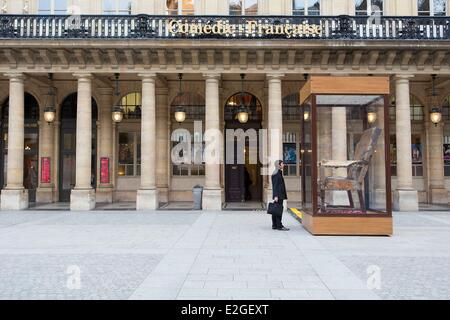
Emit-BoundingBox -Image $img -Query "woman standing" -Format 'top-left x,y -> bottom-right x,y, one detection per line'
271,160 -> 289,231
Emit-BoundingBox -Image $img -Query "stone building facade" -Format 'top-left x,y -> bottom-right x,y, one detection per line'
0,0 -> 449,211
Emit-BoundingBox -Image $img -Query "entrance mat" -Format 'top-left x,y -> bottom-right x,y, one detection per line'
289,208 -> 303,223
222,202 -> 265,211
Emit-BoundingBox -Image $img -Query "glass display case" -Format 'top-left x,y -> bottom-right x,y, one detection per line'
299,76 -> 393,236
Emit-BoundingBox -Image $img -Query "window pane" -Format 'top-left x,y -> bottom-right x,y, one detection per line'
418,0 -> 430,15
293,0 -> 306,15
182,0 -> 195,15
119,0 -> 132,14
38,0 -> 51,14
54,0 -> 67,14
245,0 -> 258,15
308,0 -> 320,15
230,0 -> 242,15
104,0 -> 115,13
118,133 -> 135,176
167,0 -> 178,14
372,0 -> 383,14
434,0 -> 446,15
355,0 -> 368,15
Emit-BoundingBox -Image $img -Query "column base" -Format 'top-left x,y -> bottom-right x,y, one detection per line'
157,187 -> 169,204
394,189 -> 419,212
202,189 -> 222,211
136,189 -> 158,210
70,189 -> 96,211
1,189 -> 28,210
96,187 -> 113,204
36,187 -> 54,204
430,187 -> 449,205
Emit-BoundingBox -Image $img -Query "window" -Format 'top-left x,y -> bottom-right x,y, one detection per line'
38,0 -> 67,14
442,96 -> 450,120
167,0 -> 195,15
293,0 -> 320,16
355,0 -> 383,16
418,0 -> 447,16
120,92 -> 142,120
444,136 -> 450,176
390,134 -> 424,177
283,132 -> 300,177
390,95 -> 425,121
118,132 -> 141,177
229,0 -> 258,16
103,0 -> 132,15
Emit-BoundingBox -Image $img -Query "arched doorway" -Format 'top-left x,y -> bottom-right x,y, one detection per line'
59,93 -> 98,202
224,92 -> 263,203
0,93 -> 40,202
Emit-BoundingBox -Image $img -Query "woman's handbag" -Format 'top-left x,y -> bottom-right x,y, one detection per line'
267,202 -> 283,216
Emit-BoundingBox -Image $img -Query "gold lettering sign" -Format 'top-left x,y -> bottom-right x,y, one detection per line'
167,20 -> 322,38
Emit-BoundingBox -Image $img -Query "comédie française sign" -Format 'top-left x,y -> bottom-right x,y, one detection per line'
167,19 -> 323,38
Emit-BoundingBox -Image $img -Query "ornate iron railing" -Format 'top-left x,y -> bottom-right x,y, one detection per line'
0,14 -> 449,40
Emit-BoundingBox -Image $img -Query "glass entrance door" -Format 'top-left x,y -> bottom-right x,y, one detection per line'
59,126 -> 76,202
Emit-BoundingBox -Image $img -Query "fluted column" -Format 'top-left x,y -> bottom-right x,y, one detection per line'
70,73 -> 96,211
137,73 -> 158,210
394,75 -> 418,211
96,88 -> 114,203
426,105 -> 447,204
156,88 -> 169,203
1,73 -> 28,210
202,74 -> 222,210
265,74 -> 284,205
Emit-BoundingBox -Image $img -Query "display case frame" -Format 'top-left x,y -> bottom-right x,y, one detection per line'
299,76 -> 393,236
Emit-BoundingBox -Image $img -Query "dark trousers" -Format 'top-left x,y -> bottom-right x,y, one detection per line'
272,212 -> 283,229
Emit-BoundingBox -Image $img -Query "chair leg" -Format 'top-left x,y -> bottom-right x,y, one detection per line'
347,191 -> 354,208
357,190 -> 366,213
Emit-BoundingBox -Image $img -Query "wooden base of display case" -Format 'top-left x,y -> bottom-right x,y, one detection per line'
302,212 -> 393,236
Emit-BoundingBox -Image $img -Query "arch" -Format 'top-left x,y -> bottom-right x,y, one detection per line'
1,93 -> 40,123
119,91 -> 142,120
225,91 -> 262,122
170,92 -> 205,121
440,95 -> 450,121
60,92 -> 98,120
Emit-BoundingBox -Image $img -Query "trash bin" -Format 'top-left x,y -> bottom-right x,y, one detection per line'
192,185 -> 203,210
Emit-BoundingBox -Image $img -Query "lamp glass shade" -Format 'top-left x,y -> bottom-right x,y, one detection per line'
303,111 -> 310,122
112,110 -> 123,123
175,110 -> 186,123
237,111 -> 249,124
367,111 -> 377,124
43,110 -> 56,123
430,109 -> 442,125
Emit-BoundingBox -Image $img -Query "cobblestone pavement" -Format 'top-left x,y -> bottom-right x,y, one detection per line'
0,210 -> 448,300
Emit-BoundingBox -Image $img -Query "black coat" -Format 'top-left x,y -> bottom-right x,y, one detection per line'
271,170 -> 287,201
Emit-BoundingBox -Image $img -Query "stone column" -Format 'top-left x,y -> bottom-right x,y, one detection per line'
96,88 -> 114,203
331,107 -> 349,205
70,73 -> 96,211
156,88 -> 169,203
203,74 -> 222,210
137,73 -> 158,210
36,113 -> 55,203
1,73 -> 28,210
426,107 -> 447,204
265,74 -> 284,205
394,75 -> 419,211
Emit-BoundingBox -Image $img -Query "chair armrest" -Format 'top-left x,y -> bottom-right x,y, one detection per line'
319,160 -> 361,168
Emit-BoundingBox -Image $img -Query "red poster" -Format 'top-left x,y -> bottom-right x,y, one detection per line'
41,157 -> 51,183
100,157 -> 110,184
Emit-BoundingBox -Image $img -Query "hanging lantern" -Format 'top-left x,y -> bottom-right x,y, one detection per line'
429,75 -> 442,127
236,74 -> 249,124
430,107 -> 442,127
43,73 -> 56,124
303,110 -> 310,122
112,73 -> 123,123
367,108 -> 377,124
174,73 -> 186,123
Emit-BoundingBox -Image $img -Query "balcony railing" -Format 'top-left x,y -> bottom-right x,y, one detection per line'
0,14 -> 449,40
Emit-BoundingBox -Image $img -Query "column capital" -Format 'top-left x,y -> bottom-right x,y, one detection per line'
138,73 -> 157,81
395,74 -> 414,81
266,73 -> 285,81
203,73 -> 221,81
4,72 -> 25,82
73,73 -> 93,80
